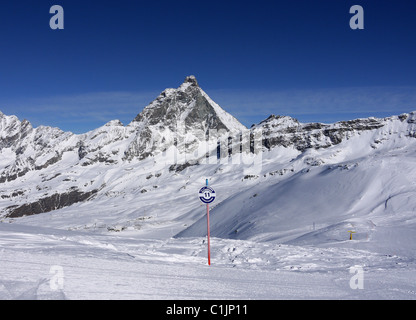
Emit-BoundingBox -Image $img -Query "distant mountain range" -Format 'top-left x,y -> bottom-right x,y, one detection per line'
1,76 -> 416,248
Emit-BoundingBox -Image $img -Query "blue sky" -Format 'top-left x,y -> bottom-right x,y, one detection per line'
1,0 -> 416,133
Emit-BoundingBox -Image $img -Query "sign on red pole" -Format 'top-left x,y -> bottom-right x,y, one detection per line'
198,179 -> 216,265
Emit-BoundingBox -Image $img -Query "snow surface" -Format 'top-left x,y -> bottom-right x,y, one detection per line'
1,223 -> 415,300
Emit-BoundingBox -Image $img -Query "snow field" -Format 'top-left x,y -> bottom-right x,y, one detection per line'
1,223 -> 415,300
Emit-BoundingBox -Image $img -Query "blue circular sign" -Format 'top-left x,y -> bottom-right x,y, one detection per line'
199,186 -> 216,204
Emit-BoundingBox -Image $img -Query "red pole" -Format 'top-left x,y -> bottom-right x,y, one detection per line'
206,202 -> 211,265
205,179 -> 211,266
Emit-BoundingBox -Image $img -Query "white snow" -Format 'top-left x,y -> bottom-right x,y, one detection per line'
1,223 -> 415,300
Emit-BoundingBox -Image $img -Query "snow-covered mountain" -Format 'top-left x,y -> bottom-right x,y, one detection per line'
1,76 -> 416,299
0,76 -> 247,219
1,76 -> 416,243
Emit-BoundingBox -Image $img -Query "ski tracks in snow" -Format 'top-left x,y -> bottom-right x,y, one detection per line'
1,224 -> 415,299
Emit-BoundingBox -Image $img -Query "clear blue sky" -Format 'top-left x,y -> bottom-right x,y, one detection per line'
1,0 -> 416,133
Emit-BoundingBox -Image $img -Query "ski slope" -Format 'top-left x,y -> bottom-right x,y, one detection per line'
1,223 -> 415,300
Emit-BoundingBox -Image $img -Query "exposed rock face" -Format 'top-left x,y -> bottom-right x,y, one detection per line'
0,111 -> 76,183
258,114 -> 386,151
6,189 -> 98,218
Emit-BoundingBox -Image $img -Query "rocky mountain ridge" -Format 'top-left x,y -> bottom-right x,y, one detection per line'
1,76 -> 416,220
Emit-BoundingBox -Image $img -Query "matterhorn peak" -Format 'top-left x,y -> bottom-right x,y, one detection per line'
183,75 -> 198,87
124,76 -> 246,160
131,75 -> 245,132
177,75 -> 199,92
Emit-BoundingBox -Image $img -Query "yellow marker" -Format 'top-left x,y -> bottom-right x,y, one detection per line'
348,230 -> 356,240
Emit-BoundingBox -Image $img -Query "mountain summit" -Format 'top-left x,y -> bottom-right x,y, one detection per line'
131,75 -> 244,131
125,75 -> 246,160
183,75 -> 199,87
